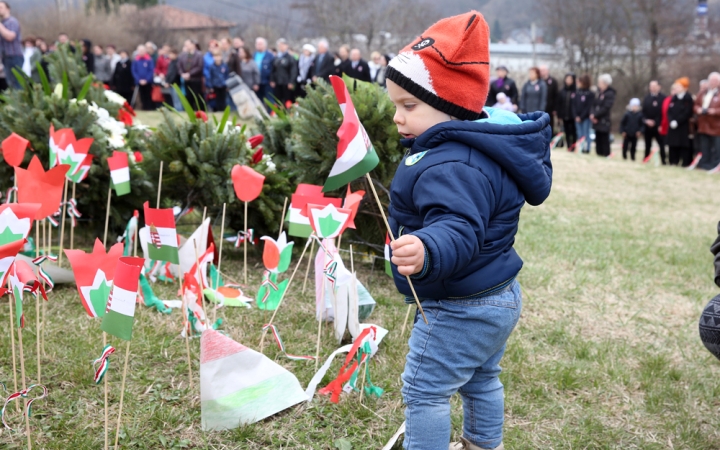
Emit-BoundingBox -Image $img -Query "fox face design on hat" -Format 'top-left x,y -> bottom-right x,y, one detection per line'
386,11 -> 490,121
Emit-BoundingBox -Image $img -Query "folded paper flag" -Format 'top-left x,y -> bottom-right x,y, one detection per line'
101,257 -> 144,340
65,239 -> 124,318
108,151 -> 130,196
308,204 -> 352,239
0,239 -> 26,287
1,132 -> 30,167
143,202 -> 180,265
200,329 -> 307,430
286,184 -> 342,238
49,124 -> 94,183
0,204 -> 40,247
16,156 -> 70,219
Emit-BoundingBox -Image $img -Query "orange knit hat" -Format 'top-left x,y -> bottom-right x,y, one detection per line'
675,77 -> 690,90
386,11 -> 490,121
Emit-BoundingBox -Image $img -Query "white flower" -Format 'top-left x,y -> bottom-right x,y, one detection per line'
262,154 -> 276,173
69,99 -> 87,106
53,83 -> 63,99
104,90 -> 127,106
132,120 -> 149,132
107,133 -> 126,149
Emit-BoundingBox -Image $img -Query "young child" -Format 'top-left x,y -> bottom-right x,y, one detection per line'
207,50 -> 229,111
385,11 -> 552,450
492,92 -> 516,112
620,98 -> 645,161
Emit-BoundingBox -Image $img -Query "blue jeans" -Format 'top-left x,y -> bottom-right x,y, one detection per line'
402,281 -> 522,450
575,118 -> 592,152
3,55 -> 24,89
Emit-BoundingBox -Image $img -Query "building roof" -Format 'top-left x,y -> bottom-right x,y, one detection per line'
140,5 -> 236,30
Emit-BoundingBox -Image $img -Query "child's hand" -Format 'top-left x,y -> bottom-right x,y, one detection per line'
390,235 -> 425,276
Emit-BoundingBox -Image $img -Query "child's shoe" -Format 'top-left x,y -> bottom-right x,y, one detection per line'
449,437 -> 504,450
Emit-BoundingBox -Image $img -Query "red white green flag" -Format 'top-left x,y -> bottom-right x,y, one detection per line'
322,76 -> 379,192
143,201 -> 180,264
0,239 -> 25,288
0,204 -> 40,246
65,239 -> 124,318
49,125 -> 94,183
101,257 -> 144,341
108,151 -> 130,196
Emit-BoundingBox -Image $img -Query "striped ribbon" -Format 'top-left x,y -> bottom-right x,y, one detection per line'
233,229 -> 254,248
3,187 -> 17,204
347,341 -> 384,398
324,260 -> 338,290
261,324 -> 315,361
64,199 -> 82,228
260,271 -> 278,304
47,215 -> 59,227
32,257 -> 56,293
92,345 -> 116,384
32,255 -> 58,265
1,384 -> 48,430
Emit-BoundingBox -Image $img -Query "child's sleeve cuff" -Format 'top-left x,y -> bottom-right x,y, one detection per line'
410,240 -> 431,280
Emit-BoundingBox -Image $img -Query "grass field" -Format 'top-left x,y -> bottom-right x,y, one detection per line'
1,148 -> 720,449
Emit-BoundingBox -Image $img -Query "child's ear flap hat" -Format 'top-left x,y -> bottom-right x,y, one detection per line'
386,11 -> 490,121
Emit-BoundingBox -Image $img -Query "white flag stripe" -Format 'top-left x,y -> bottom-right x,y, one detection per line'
327,127 -> 368,178
111,168 -> 130,184
109,285 -> 137,317
153,226 -> 178,248
288,208 -> 311,225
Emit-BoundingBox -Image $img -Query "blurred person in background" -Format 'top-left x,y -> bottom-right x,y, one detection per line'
92,44 -> 112,84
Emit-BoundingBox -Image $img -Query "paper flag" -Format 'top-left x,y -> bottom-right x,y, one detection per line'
101,257 -> 144,340
189,242 -> 215,289
256,271 -> 289,310
200,329 -> 308,430
384,233 -> 393,277
140,218 -> 212,280
0,239 -> 26,287
260,232 -> 294,274
65,239 -> 124,318
343,186 -> 365,229
0,204 -> 41,246
120,211 -> 139,257
231,165 -> 265,202
1,133 -> 30,167
143,202 -> 180,265
49,124 -> 94,183
308,204 -> 352,239
107,151 -> 130,196
323,76 -> 379,192
9,263 -> 25,328
74,154 -> 94,183
203,287 -> 253,308
15,156 -> 70,219
286,184 -> 342,238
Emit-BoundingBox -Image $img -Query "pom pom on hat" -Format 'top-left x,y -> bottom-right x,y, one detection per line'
386,11 -> 490,121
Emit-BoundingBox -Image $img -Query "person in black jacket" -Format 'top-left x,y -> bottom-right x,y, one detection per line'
540,65 -> 559,135
311,39 -> 336,82
620,98 -> 645,161
344,48 -> 371,83
591,73 -> 616,157
556,73 -> 577,149
81,39 -> 94,74
112,50 -> 134,104
270,38 -> 298,106
487,65 -> 519,106
573,74 -> 595,153
666,77 -> 695,166
641,80 -> 667,163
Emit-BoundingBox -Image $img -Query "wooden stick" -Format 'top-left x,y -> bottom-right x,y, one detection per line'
400,305 -> 413,337
113,341 -> 131,450
103,187 -> 112,247
259,238 -> 311,350
41,220 -> 47,357
243,201 -> 248,285
180,273 -> 193,389
69,182 -> 76,250
8,292 -> 19,412
35,281 -> 41,384
350,244 -> 354,273
17,325 -> 31,450
57,178 -> 69,265
302,238 -> 314,294
193,240 -> 209,322
201,206 -> 207,226
364,174 -> 427,324
218,270 -> 243,287
278,197 -> 288,236
214,203 -> 227,324
133,218 -> 139,258
103,331 -> 109,450
156,161 -> 163,209
315,274 -> 325,372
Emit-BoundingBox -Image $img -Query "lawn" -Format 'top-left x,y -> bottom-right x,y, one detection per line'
1,148 -> 720,449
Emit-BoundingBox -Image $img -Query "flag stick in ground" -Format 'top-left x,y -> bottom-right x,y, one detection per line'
259,238 -> 311,351
103,187 -> 112,247
69,182 -> 76,250
7,293 -> 19,412
314,274 -> 326,371
193,241 -> 209,321
214,203 -> 227,325
113,341 -> 131,450
182,272 -> 193,390
244,201 -> 248,284
35,276 -> 41,383
365,173 -> 427,325
41,220 -> 47,356
16,318 -> 32,449
278,197 -> 288,236
156,161 -> 163,208
57,178 -> 69,265
103,331 -> 109,450
201,206 -> 207,225
400,305 -> 413,337
301,238 -> 315,294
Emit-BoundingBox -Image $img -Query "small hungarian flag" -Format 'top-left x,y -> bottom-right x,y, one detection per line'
308,203 -> 352,239
101,257 -> 145,341
65,239 -> 124,318
285,184 -> 342,238
49,125 -> 94,183
108,151 -> 130,196
0,239 -> 25,287
384,233 -> 393,277
143,202 -> 180,264
0,203 -> 41,246
323,76 -> 379,193
9,264 -> 24,328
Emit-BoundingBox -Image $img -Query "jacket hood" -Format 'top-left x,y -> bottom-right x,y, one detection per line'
406,111 -> 553,206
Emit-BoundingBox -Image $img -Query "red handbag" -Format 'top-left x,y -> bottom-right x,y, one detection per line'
151,85 -> 164,103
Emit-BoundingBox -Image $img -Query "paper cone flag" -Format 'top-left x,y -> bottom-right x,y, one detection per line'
343,186 -> 365,229
200,329 -> 308,430
74,154 -> 94,183
286,184 -> 342,238
0,204 -> 41,246
143,202 -> 180,265
108,151 -> 130,196
189,242 -> 215,289
384,233 -> 393,277
256,271 -> 288,311
261,232 -> 294,274
101,257 -> 144,340
15,156 -> 70,219
65,239 -> 124,318
231,165 -> 265,202
323,76 -> 379,192
0,239 -> 25,292
308,203 -> 352,239
1,133 -> 30,167
49,124 -> 94,183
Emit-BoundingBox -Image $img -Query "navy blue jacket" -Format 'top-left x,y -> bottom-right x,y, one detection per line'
388,112 -> 553,300
207,62 -> 229,89
254,51 -> 275,85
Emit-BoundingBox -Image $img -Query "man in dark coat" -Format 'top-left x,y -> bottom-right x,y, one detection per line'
642,80 -> 667,163
590,73 -> 616,157
177,39 -> 204,110
112,50 -> 135,104
270,38 -> 298,106
487,66 -> 519,106
311,39 -> 335,82
540,65 -> 559,134
254,37 -> 275,110
344,48 -> 371,83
